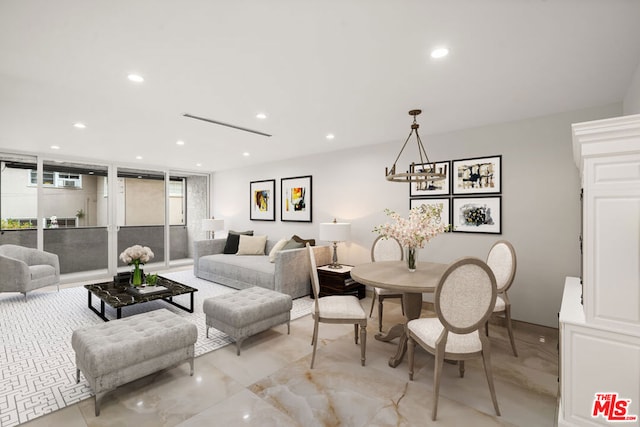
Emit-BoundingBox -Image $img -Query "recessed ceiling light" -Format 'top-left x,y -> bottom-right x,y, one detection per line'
430,47 -> 449,59
196,163 -> 202,167
326,133 -> 335,140
256,113 -> 267,120
135,155 -> 142,160
127,74 -> 144,83
242,152 -> 250,157
176,140 -> 185,146
73,122 -> 86,129
50,145 -> 60,150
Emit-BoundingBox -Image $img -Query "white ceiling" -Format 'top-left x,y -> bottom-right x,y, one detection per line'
1,0 -> 639,172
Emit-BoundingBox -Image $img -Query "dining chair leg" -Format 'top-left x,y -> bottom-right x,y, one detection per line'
311,315 -> 318,346
368,292 -> 376,317
407,335 -> 415,381
378,296 -> 384,332
458,360 -> 465,378
505,306 -> 518,357
354,324 -> 359,344
432,342 -> 446,421
310,318 -> 320,369
359,322 -> 366,366
481,341 -> 501,416
485,319 -> 490,336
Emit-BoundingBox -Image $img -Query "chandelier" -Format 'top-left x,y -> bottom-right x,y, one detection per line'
385,109 -> 446,183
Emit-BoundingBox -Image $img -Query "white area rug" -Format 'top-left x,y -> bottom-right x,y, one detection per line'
0,271 -> 313,427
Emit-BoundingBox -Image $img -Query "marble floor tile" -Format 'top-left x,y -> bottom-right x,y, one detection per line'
22,295 -> 559,427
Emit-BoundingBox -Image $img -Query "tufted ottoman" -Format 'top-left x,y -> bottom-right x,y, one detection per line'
71,309 -> 198,416
203,286 -> 293,355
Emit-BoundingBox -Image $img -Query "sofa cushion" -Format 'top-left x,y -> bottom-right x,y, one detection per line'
281,239 -> 305,251
291,235 -> 316,246
268,238 -> 289,262
223,230 -> 254,254
237,235 -> 268,255
199,254 -> 276,289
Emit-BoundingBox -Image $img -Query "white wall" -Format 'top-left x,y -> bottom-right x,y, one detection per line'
624,61 -> 640,115
212,104 -> 621,327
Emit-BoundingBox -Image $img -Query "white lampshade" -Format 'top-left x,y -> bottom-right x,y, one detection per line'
202,218 -> 224,232
319,222 -> 351,242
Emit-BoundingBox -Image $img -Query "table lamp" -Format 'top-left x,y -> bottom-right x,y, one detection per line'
202,218 -> 224,239
319,218 -> 351,269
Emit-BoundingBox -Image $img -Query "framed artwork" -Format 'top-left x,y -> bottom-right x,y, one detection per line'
452,197 -> 501,234
410,198 -> 450,228
281,175 -> 312,222
452,155 -> 501,195
409,161 -> 450,197
250,179 -> 276,221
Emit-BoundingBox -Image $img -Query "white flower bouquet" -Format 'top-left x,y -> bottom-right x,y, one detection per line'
374,204 -> 446,271
374,204 -> 446,249
119,245 -> 154,265
119,245 -> 154,286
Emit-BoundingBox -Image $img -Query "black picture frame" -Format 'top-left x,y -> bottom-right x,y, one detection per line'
410,198 -> 451,228
409,161 -> 450,197
452,155 -> 501,195
250,179 -> 276,221
452,196 -> 502,234
280,175 -> 312,222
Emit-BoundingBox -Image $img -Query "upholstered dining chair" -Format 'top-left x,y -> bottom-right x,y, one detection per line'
407,257 -> 500,421
485,240 -> 518,357
369,235 -> 404,332
307,243 -> 367,369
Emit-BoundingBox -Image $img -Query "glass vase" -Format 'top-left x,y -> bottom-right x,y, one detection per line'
405,247 -> 418,272
130,263 -> 144,286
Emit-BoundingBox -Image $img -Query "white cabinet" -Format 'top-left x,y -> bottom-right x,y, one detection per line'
572,114 -> 640,333
559,114 -> 640,426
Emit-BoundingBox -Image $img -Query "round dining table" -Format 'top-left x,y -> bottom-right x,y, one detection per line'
350,260 -> 448,368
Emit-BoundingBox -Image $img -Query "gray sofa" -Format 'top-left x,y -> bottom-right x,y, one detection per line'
0,244 -> 60,300
194,238 -> 330,299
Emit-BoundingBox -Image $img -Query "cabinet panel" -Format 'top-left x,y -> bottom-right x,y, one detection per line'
594,160 -> 640,184
593,197 -> 640,326
563,323 -> 640,426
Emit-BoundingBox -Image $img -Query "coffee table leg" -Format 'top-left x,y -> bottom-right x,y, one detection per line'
117,308 -> 122,319
87,291 -> 110,322
378,292 -> 422,368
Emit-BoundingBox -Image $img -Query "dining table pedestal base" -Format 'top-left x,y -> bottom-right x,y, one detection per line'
374,292 -> 423,368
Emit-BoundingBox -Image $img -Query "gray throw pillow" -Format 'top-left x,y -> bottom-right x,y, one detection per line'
223,230 -> 254,254
281,239 -> 305,251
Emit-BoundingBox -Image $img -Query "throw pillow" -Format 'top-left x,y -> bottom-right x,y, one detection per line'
268,238 -> 289,263
236,235 -> 268,255
223,230 -> 254,254
281,239 -> 305,251
291,234 -> 316,246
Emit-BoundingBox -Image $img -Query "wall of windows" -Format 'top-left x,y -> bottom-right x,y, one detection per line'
0,153 -> 209,278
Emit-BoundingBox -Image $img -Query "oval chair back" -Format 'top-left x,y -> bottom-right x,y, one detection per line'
435,257 -> 497,335
370,235 -> 403,262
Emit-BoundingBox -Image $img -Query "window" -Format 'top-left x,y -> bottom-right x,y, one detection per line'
29,170 -> 82,188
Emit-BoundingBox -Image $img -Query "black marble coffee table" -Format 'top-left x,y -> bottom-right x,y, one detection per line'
85,276 -> 197,321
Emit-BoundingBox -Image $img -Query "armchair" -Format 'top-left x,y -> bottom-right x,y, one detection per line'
0,244 -> 60,301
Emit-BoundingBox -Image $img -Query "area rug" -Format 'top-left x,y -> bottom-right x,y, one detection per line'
0,271 -> 313,427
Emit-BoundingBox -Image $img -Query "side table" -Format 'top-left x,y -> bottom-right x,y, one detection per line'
314,264 -> 366,299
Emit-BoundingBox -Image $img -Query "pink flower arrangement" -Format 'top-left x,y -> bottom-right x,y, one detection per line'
374,204 -> 446,249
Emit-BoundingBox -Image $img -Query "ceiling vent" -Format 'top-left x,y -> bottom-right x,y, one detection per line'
182,113 -> 272,137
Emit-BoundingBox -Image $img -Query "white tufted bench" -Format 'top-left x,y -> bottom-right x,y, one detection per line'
203,286 -> 292,355
71,309 -> 198,416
